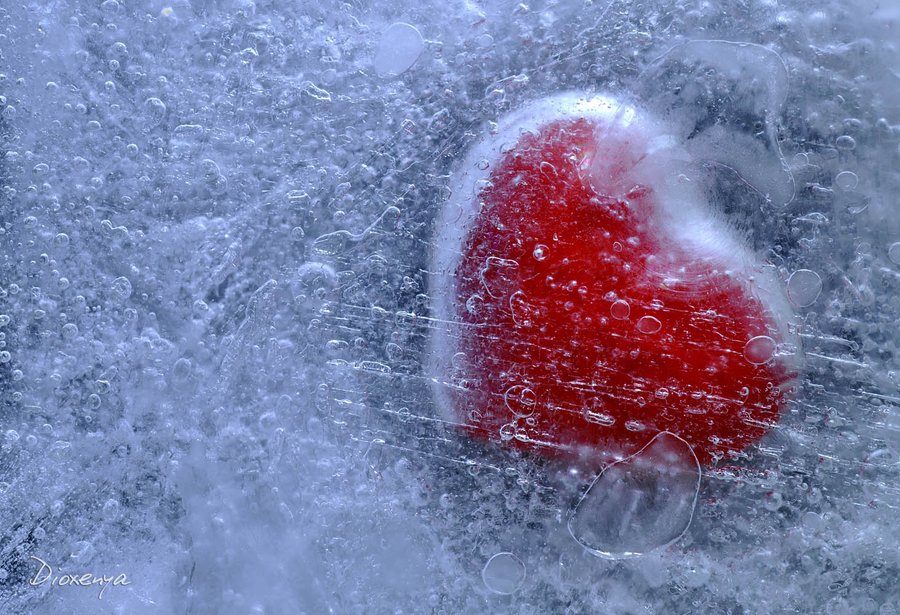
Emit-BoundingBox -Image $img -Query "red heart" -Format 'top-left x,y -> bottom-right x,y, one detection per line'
430,95 -> 798,466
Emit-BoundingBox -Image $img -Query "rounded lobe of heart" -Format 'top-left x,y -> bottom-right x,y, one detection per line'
435,101 -> 797,467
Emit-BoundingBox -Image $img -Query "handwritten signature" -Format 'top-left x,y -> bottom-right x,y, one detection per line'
29,556 -> 131,600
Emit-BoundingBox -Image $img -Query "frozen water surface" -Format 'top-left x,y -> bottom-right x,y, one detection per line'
1,0 -> 899,613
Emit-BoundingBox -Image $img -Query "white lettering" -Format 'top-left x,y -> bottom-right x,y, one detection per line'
28,557 -> 53,586
28,556 -> 131,599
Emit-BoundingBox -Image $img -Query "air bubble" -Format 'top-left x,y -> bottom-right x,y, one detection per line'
111,276 -> 133,300
888,242 -> 900,265
102,499 -> 120,520
504,385 -> 536,417
373,23 -> 425,78
610,299 -> 630,320
636,315 -> 662,334
763,491 -> 783,511
61,323 -> 78,339
144,97 -> 167,125
786,269 -> 822,307
172,357 -> 193,383
477,33 -> 494,48
584,407 -> 615,426
835,135 -> 856,150
482,552 -> 526,595
568,432 -> 700,559
743,336 -> 776,365
834,171 -> 858,190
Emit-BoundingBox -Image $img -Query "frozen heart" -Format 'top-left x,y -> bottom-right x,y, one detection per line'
430,94 -> 799,466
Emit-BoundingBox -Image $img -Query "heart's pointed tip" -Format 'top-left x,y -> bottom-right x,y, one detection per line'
429,92 -> 799,467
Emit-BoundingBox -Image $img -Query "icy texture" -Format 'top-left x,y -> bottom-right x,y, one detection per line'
1,0 -> 899,614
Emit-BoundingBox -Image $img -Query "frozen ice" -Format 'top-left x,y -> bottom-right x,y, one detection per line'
641,40 -> 795,207
1,0 -> 899,613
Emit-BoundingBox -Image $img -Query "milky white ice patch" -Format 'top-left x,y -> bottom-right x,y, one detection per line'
373,23 -> 425,78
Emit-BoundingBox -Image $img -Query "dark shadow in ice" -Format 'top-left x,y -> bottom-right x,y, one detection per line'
641,40 -> 795,208
567,432 -> 701,559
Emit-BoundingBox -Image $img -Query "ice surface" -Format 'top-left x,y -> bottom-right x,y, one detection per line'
1,0 -> 899,613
